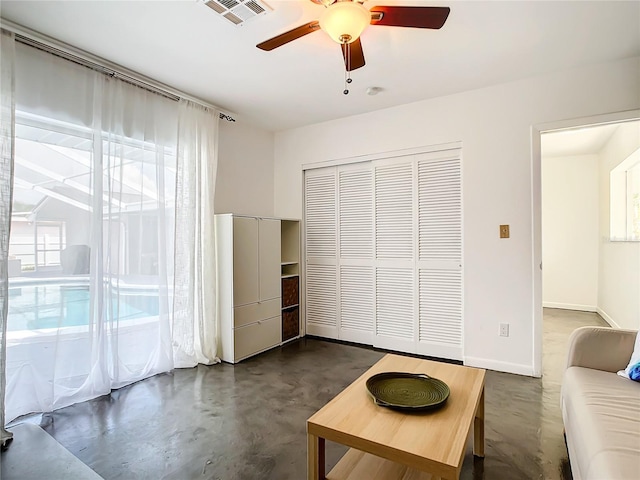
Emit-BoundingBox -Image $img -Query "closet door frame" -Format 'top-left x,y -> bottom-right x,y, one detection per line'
302,141 -> 463,360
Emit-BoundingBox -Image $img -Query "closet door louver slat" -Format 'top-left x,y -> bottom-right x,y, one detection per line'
419,269 -> 462,344
339,169 -> 373,259
340,265 -> 374,342
305,172 -> 337,258
306,264 -> 337,328
418,158 -> 461,264
375,163 -> 413,260
375,267 -> 414,350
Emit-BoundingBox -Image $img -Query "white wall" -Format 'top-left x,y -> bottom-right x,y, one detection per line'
542,154 -> 599,311
598,122 -> 640,330
215,119 -> 275,217
273,57 -> 640,375
33,198 -> 92,246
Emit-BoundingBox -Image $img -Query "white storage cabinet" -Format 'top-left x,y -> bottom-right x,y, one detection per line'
216,214 -> 282,363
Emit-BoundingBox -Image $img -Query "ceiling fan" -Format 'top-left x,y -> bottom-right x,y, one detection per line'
257,0 -> 450,79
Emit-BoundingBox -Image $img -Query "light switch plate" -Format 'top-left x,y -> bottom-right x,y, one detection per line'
500,225 -> 510,238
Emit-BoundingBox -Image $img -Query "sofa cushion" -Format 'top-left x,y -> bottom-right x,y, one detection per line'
562,366 -> 640,480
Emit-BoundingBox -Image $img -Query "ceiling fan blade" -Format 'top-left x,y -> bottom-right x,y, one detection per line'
370,6 -> 450,29
257,21 -> 321,51
341,38 -> 366,72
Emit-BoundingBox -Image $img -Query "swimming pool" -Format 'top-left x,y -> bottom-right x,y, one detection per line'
7,279 -> 160,332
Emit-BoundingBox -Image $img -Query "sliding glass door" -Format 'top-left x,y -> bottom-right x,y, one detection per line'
6,111 -> 176,421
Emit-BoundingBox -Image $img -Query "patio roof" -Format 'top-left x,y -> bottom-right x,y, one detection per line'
12,119 -> 175,219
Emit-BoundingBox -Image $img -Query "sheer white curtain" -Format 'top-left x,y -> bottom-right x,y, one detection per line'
172,100 -> 220,368
4,43 -> 179,421
1,28 -> 16,448
92,75 -> 177,389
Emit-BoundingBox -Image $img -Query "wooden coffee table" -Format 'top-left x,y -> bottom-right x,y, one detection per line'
307,354 -> 486,480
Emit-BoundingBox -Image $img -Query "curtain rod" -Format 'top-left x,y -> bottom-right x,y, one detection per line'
1,20 -> 236,123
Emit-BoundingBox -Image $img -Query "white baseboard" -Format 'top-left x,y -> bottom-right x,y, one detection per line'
464,356 -> 535,377
543,302 -> 596,312
596,308 -> 619,328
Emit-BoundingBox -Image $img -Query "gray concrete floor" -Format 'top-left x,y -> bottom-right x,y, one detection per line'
2,308 -> 607,480
0,423 -> 102,479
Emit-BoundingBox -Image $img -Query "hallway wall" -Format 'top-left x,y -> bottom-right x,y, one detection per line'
542,154 -> 599,311
598,122 -> 640,330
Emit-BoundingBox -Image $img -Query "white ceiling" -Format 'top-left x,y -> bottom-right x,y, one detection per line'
542,121 -> 638,158
1,0 -> 639,132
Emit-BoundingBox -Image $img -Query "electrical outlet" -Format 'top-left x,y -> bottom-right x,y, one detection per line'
500,225 -> 510,238
499,323 -> 510,337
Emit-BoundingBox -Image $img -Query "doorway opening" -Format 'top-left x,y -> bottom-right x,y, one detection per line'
532,111 -> 640,376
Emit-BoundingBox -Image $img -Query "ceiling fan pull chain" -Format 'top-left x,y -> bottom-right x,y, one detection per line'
343,41 -> 353,95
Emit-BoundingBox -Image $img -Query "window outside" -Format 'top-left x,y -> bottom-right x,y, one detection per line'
610,147 -> 640,241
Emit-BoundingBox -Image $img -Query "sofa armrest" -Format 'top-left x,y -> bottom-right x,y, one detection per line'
566,326 -> 637,373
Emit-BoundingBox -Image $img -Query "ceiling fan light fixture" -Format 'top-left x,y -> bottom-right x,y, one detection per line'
319,1 -> 370,44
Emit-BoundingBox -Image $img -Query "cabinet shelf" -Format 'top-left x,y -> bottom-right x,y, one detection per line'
281,263 -> 299,276
281,219 -> 301,342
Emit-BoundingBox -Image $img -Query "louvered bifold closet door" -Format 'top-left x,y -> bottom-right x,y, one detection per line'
373,161 -> 416,352
417,153 -> 463,360
338,165 -> 374,344
305,168 -> 338,338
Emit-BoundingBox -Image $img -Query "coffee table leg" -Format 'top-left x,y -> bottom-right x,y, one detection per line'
307,434 -> 325,480
473,386 -> 485,457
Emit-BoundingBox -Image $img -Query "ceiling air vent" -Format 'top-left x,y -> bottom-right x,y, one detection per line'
203,0 -> 272,27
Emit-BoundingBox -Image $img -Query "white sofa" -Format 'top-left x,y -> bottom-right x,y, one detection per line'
561,326 -> 640,480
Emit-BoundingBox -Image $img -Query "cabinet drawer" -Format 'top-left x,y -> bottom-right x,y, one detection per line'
234,298 -> 280,328
234,315 -> 281,361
